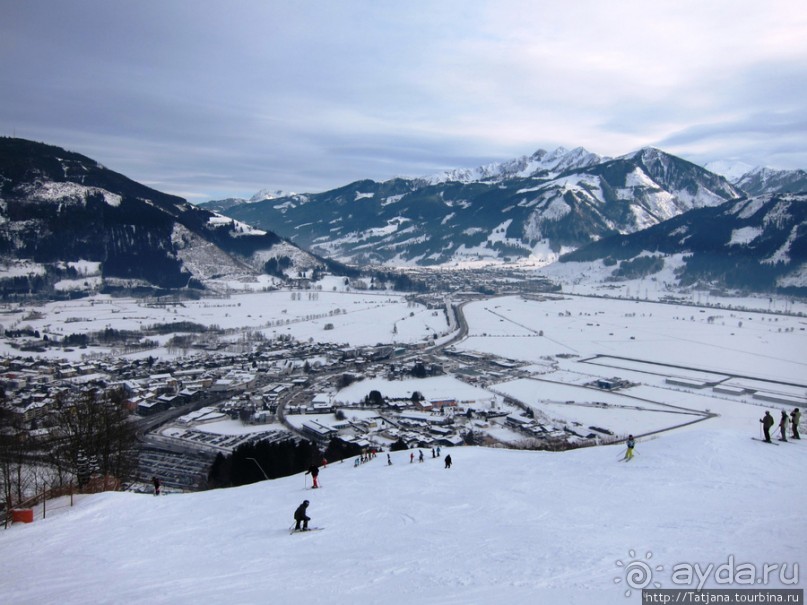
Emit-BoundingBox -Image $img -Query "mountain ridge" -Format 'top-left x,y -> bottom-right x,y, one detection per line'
556,191 -> 807,295
0,138 -> 344,298
224,146 -> 803,208
207,146 -> 746,268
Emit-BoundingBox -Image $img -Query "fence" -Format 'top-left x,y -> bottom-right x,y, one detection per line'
3,474 -> 121,529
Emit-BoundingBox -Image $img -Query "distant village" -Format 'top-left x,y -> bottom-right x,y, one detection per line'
1,320 -> 615,491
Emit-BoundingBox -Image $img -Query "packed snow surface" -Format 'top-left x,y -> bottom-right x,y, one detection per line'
1,430 -> 804,604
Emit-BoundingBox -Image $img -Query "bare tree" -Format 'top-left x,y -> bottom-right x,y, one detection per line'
0,407 -> 31,509
51,387 -> 138,489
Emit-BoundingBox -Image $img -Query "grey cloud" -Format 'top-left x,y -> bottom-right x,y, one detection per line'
2,1 -> 805,201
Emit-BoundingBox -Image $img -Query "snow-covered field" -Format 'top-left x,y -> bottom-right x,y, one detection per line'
450,294 -> 807,439
457,294 -> 806,382
0,286 -> 450,361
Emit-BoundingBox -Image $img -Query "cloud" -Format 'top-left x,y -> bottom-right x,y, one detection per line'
1,1 -> 805,200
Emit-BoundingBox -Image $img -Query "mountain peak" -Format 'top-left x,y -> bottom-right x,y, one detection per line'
422,146 -> 604,185
704,160 -> 756,181
732,165 -> 807,196
620,146 -> 669,163
249,188 -> 295,203
537,146 -> 604,173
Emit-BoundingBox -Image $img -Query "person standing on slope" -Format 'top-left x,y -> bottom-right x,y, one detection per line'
760,411 -> 774,443
306,464 -> 320,489
152,476 -> 161,496
294,500 -> 311,531
791,408 -> 801,440
779,410 -> 789,442
444,454 -> 452,469
623,435 -> 636,461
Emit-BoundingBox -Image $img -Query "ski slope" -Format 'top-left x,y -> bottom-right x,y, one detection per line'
1,428 -> 804,604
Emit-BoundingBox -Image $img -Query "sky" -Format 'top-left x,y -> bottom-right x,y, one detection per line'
1,1 -> 806,203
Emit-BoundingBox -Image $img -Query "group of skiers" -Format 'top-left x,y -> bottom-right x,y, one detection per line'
293,448 -> 454,531
292,407 -> 805,532
760,408 -> 801,443
406,448 -> 454,468
354,450 -> 377,467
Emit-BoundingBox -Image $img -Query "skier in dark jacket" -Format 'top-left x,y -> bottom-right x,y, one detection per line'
152,476 -> 161,496
791,408 -> 801,440
306,464 -> 320,488
294,500 -> 310,531
444,454 -> 452,469
760,411 -> 774,443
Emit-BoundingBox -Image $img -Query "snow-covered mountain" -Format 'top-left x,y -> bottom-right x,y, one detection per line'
210,147 -> 743,268
707,161 -> 807,196
420,146 -> 606,185
0,138 -> 341,297
204,190 -> 295,215
732,167 -> 807,197
557,191 -> 807,294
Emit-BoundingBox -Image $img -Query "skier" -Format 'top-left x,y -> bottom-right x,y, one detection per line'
152,476 -> 161,496
294,500 -> 310,531
791,408 -> 801,440
419,450 -> 424,463
623,435 -> 635,461
760,411 -> 774,443
410,452 -> 414,464
779,411 -> 789,442
387,453 -> 392,465
444,454 -> 452,469
437,446 -> 441,457
306,464 -> 320,488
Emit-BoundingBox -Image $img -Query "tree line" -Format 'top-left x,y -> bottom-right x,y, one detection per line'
207,437 -> 364,488
0,387 -> 138,510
